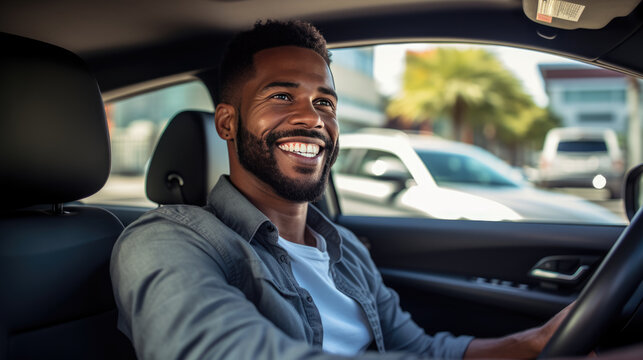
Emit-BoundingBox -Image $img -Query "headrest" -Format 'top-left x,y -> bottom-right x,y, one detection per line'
0,33 -> 110,211
146,110 -> 229,206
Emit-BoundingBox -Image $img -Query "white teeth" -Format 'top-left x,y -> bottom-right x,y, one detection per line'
278,142 -> 320,157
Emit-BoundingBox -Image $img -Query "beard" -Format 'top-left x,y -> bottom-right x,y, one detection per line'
235,116 -> 338,203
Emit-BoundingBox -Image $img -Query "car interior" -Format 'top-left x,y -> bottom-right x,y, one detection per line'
1,0 -> 642,359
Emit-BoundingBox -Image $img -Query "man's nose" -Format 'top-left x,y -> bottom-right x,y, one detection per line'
289,101 -> 324,129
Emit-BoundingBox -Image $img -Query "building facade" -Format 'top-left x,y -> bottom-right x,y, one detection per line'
539,63 -> 643,136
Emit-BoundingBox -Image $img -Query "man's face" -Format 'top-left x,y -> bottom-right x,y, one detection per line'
234,46 -> 339,202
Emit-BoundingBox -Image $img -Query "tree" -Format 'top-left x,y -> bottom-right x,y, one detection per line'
387,48 -> 536,144
495,105 -> 561,165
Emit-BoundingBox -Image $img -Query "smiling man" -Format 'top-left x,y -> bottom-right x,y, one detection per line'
215,42 -> 340,247
111,20 -> 572,359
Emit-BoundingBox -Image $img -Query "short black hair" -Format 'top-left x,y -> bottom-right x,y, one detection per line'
216,19 -> 331,105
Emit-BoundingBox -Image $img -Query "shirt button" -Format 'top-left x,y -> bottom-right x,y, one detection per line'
306,296 -> 313,303
279,255 -> 287,263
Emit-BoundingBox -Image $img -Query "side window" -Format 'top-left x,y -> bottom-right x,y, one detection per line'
83,81 -> 214,207
330,44 -> 631,225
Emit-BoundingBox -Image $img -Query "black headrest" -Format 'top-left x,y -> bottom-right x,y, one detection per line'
0,33 -> 110,211
146,110 -> 229,206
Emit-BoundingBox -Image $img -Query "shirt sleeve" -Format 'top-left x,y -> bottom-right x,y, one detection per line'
337,226 -> 474,359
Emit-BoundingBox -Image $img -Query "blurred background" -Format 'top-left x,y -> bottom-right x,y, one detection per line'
86,43 -> 642,224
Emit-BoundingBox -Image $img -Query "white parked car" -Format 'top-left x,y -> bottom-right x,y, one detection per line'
334,130 -> 624,224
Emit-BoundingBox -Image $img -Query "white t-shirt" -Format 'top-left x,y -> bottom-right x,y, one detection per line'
277,228 -> 372,355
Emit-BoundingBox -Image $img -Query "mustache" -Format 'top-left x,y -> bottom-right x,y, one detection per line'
265,129 -> 334,150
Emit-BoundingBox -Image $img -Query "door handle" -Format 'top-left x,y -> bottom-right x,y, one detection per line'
528,255 -> 598,285
530,265 -> 589,282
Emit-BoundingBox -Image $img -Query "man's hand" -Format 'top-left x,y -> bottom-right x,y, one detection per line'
464,302 -> 575,359
529,301 -> 575,354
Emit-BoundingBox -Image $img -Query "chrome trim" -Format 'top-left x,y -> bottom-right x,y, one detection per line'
530,265 -> 590,282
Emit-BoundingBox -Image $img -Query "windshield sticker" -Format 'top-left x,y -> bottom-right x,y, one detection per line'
537,0 -> 585,23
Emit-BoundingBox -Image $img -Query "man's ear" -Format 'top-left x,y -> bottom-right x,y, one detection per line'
215,103 -> 237,141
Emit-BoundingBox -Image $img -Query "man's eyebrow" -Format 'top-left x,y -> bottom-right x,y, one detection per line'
318,86 -> 338,100
262,81 -> 299,91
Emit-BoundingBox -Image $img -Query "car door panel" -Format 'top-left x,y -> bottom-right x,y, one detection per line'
335,215 -> 625,337
381,269 -> 574,337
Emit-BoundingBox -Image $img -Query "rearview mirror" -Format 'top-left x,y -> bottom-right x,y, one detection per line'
623,163 -> 643,221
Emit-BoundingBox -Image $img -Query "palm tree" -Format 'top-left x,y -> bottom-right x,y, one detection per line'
387,47 -> 534,144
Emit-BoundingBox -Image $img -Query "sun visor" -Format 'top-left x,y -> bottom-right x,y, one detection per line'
523,0 -> 641,29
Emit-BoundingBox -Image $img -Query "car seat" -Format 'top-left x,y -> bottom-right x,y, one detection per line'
146,110 -> 229,206
0,33 -> 136,359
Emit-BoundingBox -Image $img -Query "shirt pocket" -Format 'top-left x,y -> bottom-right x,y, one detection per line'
244,259 -> 309,340
245,258 -> 298,298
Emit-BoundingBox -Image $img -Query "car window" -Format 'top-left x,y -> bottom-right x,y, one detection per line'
82,81 -> 214,207
330,44 -> 631,225
557,140 -> 608,153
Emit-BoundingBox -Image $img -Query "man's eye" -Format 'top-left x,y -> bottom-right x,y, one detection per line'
315,99 -> 335,108
271,93 -> 291,101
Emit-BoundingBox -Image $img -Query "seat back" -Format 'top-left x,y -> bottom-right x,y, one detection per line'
146,110 -> 229,206
0,33 -> 135,359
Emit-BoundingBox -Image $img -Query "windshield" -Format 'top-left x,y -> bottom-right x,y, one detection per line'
417,150 -> 520,187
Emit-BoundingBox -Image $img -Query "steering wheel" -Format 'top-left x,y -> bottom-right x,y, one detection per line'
538,206 -> 643,358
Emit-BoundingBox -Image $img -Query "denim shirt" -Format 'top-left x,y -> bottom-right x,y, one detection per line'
111,176 -> 473,359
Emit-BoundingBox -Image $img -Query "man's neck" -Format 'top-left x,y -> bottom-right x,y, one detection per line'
257,200 -> 310,246
229,174 -> 311,246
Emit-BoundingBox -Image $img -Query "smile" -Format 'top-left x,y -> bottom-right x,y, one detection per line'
278,142 -> 321,158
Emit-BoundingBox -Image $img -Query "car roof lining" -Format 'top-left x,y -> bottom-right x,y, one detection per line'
0,0 -> 519,54
3,1 -> 641,95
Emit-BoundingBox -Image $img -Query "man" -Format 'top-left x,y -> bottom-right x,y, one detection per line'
111,20 -> 570,359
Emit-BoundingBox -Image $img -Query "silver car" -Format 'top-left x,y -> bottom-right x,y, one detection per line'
538,127 -> 625,198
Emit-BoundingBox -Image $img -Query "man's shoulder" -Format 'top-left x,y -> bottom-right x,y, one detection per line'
113,204 -> 241,259
146,204 -> 219,228
124,204 -> 223,239
111,204 -> 249,282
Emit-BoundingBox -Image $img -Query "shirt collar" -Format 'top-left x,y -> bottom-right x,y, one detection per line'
306,201 -> 343,262
207,176 -> 272,243
207,176 -> 343,262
